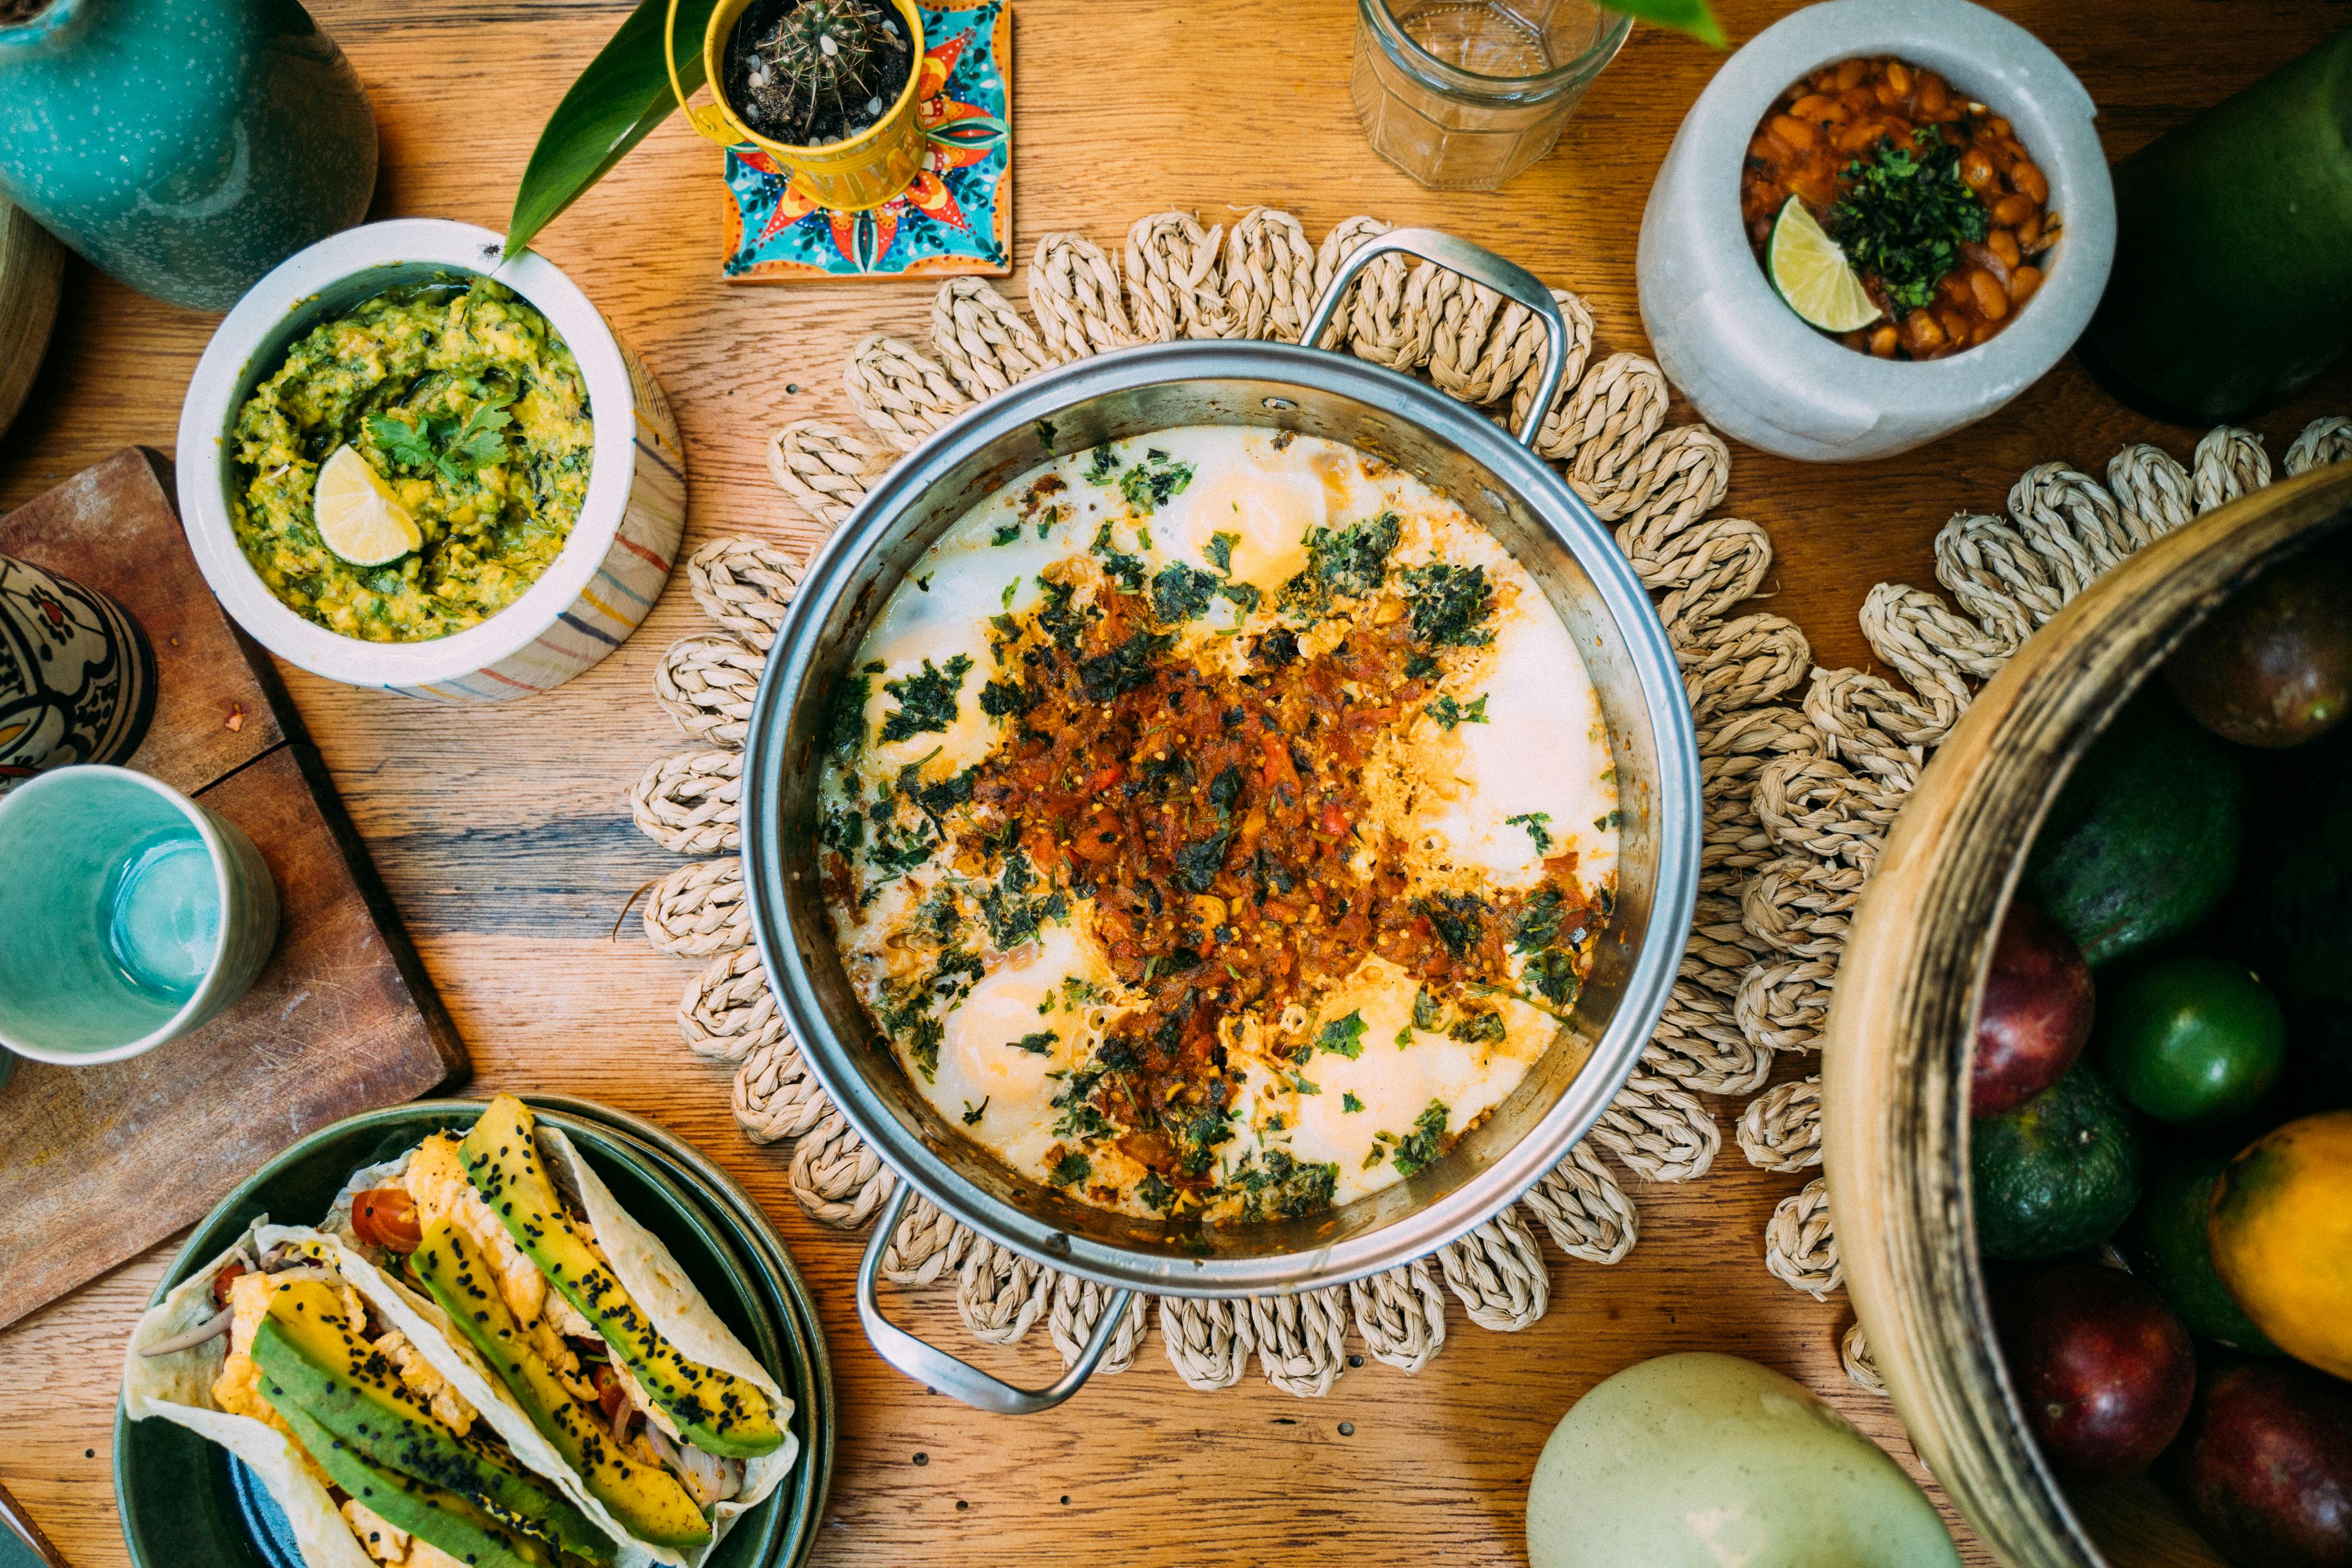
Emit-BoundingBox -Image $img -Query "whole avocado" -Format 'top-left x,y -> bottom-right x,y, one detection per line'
2229,727 -> 2352,1101
1973,1060 -> 2144,1262
2024,689 -> 2244,968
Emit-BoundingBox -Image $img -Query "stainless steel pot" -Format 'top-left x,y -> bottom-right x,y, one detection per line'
742,230 -> 1700,1413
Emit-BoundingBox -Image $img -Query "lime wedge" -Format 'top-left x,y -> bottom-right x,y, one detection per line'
313,443 -> 422,566
1766,196 -> 1882,333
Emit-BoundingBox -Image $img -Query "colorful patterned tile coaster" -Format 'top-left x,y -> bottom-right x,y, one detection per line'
720,0 -> 1013,282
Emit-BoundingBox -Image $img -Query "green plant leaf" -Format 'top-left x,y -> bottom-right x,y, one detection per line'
1600,0 -> 1726,48
505,0 -> 724,260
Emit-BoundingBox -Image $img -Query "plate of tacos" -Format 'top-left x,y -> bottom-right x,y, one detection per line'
115,1096 -> 831,1568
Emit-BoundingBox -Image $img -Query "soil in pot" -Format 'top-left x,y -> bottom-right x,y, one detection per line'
724,0 -> 914,149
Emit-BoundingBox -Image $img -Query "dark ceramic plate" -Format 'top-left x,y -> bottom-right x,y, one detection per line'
113,1098 -> 830,1568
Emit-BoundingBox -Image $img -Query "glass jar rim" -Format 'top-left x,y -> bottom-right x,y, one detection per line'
1361,0 -> 1634,100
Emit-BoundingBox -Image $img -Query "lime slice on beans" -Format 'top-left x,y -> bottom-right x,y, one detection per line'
1766,196 -> 1882,333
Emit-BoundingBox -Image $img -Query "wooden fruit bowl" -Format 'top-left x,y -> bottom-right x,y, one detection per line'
1822,460 -> 2352,1568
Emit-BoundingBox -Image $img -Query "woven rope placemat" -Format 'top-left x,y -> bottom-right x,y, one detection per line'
628,204 -> 1882,1396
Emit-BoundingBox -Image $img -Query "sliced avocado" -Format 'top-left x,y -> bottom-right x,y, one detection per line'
252,1281 -> 612,1564
459,1096 -> 784,1459
414,1219 -> 713,1549
268,1389 -> 583,1568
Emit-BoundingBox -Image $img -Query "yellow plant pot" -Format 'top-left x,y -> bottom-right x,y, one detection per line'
666,0 -> 927,213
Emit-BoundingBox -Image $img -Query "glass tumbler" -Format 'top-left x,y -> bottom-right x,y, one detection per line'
1351,0 -> 1632,191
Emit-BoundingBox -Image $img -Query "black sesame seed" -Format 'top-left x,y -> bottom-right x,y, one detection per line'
1338,1422 -> 1355,1436
913,1452 -> 928,1466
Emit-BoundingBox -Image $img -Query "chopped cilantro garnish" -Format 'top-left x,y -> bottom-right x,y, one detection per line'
878,655 -> 973,744
819,805 -> 865,854
1309,513 -> 1401,599
1412,987 -> 1446,1032
1415,894 -> 1487,958
1315,1010 -> 1367,1059
1137,1170 -> 1174,1212
1447,1008 -> 1507,1045
1089,522 -> 1148,591
961,1098 -> 989,1125
991,522 -> 1023,546
1525,948 -> 1582,1008
1342,1091 -> 1365,1113
1078,629 -> 1174,701
1051,1151 -> 1093,1186
827,670 -> 871,758
1505,811 -> 1555,853
1827,128 -> 1992,316
1404,562 -> 1495,647
1037,578 -> 1091,651
1513,888 -> 1565,954
1085,443 -> 1120,484
865,811 -> 939,879
978,678 -> 1034,718
1427,693 -> 1489,730
1290,1072 -> 1321,1096
1008,1031 -> 1057,1055
1596,808 -> 1622,830
1118,450 -> 1194,514
1174,830 -> 1232,893
1151,561 -> 1221,623
1206,530 -> 1240,573
904,1014 -> 944,1082
1388,1100 -> 1451,1179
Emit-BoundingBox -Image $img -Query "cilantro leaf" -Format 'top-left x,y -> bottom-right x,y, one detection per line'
1315,1010 -> 1367,1059
1505,811 -> 1555,854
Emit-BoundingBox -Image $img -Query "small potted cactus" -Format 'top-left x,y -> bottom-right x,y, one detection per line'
726,0 -> 913,148
664,0 -> 928,213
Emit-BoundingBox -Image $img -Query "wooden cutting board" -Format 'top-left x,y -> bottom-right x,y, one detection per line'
0,449 -> 467,1328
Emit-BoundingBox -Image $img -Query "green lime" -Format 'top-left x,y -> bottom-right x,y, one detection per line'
2126,1154 -> 2280,1352
2099,956 -> 2287,1126
1765,196 -> 1883,334
1972,1059 -> 2144,1262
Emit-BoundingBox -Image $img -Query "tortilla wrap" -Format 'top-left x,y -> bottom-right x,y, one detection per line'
322,1123 -> 799,1568
121,1223 -> 537,1568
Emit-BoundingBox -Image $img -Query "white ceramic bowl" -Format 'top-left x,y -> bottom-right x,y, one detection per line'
176,219 -> 686,700
1636,0 -> 2114,463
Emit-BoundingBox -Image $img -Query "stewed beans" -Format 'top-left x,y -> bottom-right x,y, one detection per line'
1741,56 -> 2058,360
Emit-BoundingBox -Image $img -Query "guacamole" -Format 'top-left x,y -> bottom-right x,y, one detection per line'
228,278 -> 594,642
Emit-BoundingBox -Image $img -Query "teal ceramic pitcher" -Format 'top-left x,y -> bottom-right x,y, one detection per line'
0,0 -> 377,312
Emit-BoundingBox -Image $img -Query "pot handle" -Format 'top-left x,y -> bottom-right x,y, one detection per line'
1299,227 -> 1570,452
856,1182 -> 1135,1415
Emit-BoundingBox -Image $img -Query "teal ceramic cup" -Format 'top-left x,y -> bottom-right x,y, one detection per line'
0,765 -> 278,1066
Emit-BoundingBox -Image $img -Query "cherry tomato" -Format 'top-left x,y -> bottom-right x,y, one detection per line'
590,1362 -> 630,1425
211,1261 -> 249,1308
350,1186 -> 423,1253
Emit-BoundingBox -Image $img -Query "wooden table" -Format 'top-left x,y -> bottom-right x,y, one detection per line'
4,3 -> 2347,1564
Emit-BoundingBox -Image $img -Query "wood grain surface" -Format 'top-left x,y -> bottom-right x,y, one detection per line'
0,450 -> 464,1329
1,2 -> 2348,1564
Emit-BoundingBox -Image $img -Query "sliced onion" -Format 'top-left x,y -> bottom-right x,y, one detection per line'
138,1305 -> 233,1358
641,1425 -> 737,1509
